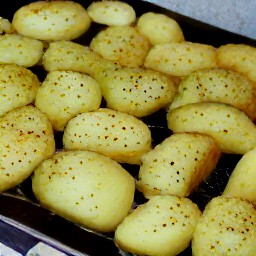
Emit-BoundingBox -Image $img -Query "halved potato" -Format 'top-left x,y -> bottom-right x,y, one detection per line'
115,195 -> 201,256
137,133 -> 221,198
169,68 -> 256,120
63,108 -> 152,164
32,150 -> 135,233
0,105 -> 55,192
35,70 -> 102,131
90,25 -> 150,68
192,196 -> 256,256
0,64 -> 40,117
12,1 -> 91,41
167,102 -> 256,154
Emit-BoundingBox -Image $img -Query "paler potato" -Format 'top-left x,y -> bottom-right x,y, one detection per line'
87,1 -> 136,26
32,150 -> 135,233
167,102 -> 256,154
90,25 -> 151,68
192,196 -> 256,256
12,1 -> 91,41
137,133 -> 221,198
217,43 -> 256,83
223,147 -> 256,203
63,108 -> 152,165
0,64 -> 40,117
35,70 -> 102,131
0,34 -> 43,67
97,66 -> 177,117
144,41 -> 217,77
42,40 -> 118,78
169,67 -> 256,120
136,12 -> 184,45
115,195 -> 201,256
0,105 -> 55,192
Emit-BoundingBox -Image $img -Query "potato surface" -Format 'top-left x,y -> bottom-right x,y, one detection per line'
137,133 -> 221,198
0,105 -> 55,192
136,12 -> 184,45
169,68 -> 256,120
32,150 -> 135,233
144,42 -> 217,76
217,44 -> 256,83
192,196 -> 256,256
0,64 -> 40,117
167,102 -> 256,154
12,1 -> 91,41
90,25 -> 150,68
42,40 -> 117,78
223,148 -> 256,203
63,108 -> 152,164
98,66 -> 177,117
35,70 -> 102,131
0,34 -> 43,67
115,195 -> 201,256
87,1 -> 136,26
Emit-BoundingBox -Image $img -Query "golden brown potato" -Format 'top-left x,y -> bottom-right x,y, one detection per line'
192,196 -> 256,256
167,102 -> 256,154
0,64 -> 40,117
115,195 -> 201,256
217,43 -> 256,83
223,147 -> 256,203
87,1 -> 136,26
136,12 -> 184,45
137,133 -> 221,198
42,40 -> 118,78
63,108 -> 152,165
35,70 -> 102,131
90,26 -> 151,68
169,68 -> 256,120
0,34 -> 43,67
144,42 -> 217,76
32,150 -> 135,233
0,105 -> 55,192
97,66 -> 177,117
12,1 -> 91,41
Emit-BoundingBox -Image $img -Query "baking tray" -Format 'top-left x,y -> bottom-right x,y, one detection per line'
0,0 -> 255,255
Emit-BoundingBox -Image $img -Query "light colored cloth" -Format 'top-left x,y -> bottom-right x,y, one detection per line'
146,0 -> 256,40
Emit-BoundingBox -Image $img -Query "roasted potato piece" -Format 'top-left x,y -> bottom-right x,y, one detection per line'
136,12 -> 184,45
0,64 -> 40,117
90,26 -> 150,68
144,42 -> 217,76
0,34 -> 43,67
63,108 -> 152,165
0,17 -> 12,34
115,195 -> 201,256
32,150 -> 135,233
192,196 -> 256,256
87,1 -> 136,26
167,102 -> 256,154
169,68 -> 256,120
137,133 -> 221,198
35,70 -> 102,131
12,1 -> 91,41
223,147 -> 256,203
97,66 -> 177,117
0,105 -> 55,192
42,40 -> 117,78
217,44 -> 256,83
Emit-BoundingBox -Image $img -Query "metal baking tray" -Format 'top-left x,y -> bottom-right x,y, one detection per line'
0,0 -> 256,255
